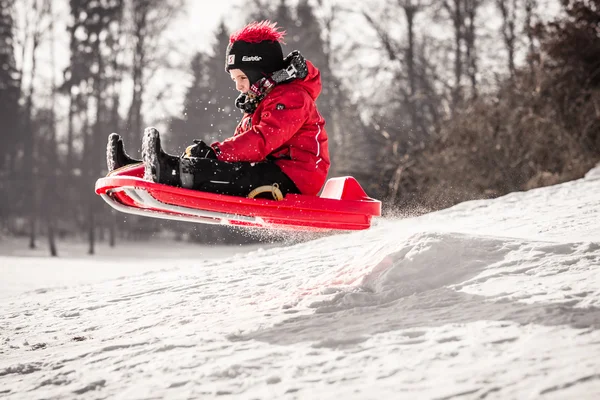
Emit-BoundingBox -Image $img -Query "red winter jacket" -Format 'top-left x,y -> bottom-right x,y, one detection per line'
211,61 -> 330,196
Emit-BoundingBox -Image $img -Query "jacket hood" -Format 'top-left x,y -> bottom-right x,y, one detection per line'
293,60 -> 322,101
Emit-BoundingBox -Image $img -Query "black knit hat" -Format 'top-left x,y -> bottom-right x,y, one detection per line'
225,21 -> 286,84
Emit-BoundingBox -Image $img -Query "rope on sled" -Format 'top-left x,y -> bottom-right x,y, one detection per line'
247,183 -> 284,201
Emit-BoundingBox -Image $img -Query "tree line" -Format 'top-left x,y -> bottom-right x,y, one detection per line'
1,0 -> 598,255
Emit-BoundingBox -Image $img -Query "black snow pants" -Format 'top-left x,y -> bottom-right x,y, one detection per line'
181,158 -> 300,199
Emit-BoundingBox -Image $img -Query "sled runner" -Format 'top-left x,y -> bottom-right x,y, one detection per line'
95,164 -> 381,231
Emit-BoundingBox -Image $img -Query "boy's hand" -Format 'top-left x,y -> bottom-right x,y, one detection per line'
184,139 -> 217,159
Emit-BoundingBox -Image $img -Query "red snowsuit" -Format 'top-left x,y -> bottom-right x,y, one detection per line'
212,61 -> 330,196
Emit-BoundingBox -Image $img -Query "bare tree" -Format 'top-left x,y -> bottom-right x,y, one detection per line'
442,0 -> 464,109
125,0 -> 182,145
45,0 -> 57,256
496,0 -> 518,79
524,0 -> 538,82
362,1 -> 450,203
463,0 -> 482,98
402,1 -> 419,99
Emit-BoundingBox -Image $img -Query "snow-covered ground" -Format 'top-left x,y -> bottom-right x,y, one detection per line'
0,236 -> 272,300
1,167 -> 600,399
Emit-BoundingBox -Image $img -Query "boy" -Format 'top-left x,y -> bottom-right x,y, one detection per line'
107,20 -> 329,199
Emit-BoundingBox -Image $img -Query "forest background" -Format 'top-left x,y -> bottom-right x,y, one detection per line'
1,0 -> 599,254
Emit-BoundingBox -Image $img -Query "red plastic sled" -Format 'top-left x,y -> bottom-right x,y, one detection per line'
95,164 -> 381,231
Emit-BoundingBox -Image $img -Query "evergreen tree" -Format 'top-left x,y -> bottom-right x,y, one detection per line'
0,0 -> 20,227
205,21 -> 239,141
64,0 -> 123,172
0,0 -> 20,172
169,21 -> 238,152
168,52 -> 212,151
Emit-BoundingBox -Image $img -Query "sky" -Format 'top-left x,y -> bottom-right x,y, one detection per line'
183,0 -> 241,54
2,163 -> 600,398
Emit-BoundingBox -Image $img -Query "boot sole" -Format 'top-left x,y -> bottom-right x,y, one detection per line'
106,133 -> 121,173
142,127 -> 160,182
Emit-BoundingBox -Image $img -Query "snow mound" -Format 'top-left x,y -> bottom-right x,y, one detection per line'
304,232 -> 512,312
585,163 -> 600,181
247,231 -> 600,347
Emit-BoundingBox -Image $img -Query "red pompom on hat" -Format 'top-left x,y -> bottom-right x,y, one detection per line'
225,21 -> 286,83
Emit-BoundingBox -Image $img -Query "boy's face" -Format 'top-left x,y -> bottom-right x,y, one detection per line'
230,69 -> 250,94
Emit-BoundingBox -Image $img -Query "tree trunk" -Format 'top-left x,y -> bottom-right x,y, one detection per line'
88,205 -> 95,255
87,38 -> 106,256
24,0 -> 42,250
444,0 -> 464,111
524,0 -> 538,84
464,0 -> 479,98
126,2 -> 148,145
28,211 -> 36,249
47,216 -> 57,257
497,0 -> 517,80
405,4 -> 416,98
109,212 -> 116,247
67,91 -> 75,172
404,4 -> 418,132
47,0 -> 59,257
452,0 -> 463,109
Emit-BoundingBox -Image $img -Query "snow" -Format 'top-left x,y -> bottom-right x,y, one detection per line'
0,238 -> 272,300
2,166 -> 600,399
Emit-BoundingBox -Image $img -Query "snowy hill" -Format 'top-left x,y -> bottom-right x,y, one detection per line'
1,167 -> 600,399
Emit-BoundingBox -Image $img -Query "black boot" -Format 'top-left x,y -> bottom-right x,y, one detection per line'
106,133 -> 141,172
142,127 -> 182,187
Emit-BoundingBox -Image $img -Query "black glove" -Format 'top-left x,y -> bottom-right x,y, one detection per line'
272,50 -> 308,83
235,93 -> 254,114
183,139 -> 217,159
